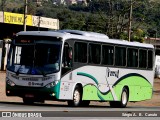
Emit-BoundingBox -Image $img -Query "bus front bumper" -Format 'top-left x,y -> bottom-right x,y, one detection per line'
6,83 -> 60,100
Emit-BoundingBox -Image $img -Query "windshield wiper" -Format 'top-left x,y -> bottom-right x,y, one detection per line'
41,71 -> 47,77
31,67 -> 47,77
38,68 -> 47,77
16,65 -> 22,76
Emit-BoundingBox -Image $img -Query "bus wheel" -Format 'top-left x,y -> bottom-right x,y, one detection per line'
40,100 -> 45,104
23,98 -> 34,105
120,88 -> 128,108
81,100 -> 90,107
109,88 -> 128,108
67,86 -> 82,107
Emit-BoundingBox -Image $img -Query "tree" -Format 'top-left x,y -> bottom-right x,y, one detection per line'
131,28 -> 145,42
0,0 -> 6,11
1,0 -> 160,38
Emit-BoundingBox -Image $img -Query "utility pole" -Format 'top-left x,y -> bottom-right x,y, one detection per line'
128,0 -> 132,42
23,0 -> 27,31
1,0 -> 6,22
107,0 -> 113,38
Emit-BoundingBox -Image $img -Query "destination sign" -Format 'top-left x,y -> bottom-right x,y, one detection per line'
15,39 -> 34,44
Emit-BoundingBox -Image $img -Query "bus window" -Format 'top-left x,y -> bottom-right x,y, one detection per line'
62,42 -> 72,68
127,48 -> 138,67
102,45 -> 114,65
115,46 -> 126,66
20,46 -> 34,66
139,49 -> 147,68
74,42 -> 87,63
62,42 -> 72,75
148,50 -> 153,69
89,43 -> 101,64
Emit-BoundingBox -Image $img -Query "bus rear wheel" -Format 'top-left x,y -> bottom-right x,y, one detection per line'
67,86 -> 82,107
109,88 -> 128,108
81,100 -> 90,107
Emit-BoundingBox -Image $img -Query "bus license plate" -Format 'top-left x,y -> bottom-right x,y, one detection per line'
25,94 -> 34,98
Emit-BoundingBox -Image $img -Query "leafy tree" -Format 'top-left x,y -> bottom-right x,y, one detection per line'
131,28 -> 145,42
1,0 -> 160,39
0,0 -> 6,11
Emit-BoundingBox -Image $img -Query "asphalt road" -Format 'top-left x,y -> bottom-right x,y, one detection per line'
0,101 -> 160,118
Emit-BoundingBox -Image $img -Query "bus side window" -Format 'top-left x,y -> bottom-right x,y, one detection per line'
62,43 -> 72,68
148,50 -> 153,69
102,45 -> 114,65
68,47 -> 73,67
89,43 -> 101,64
62,42 -> 72,75
139,49 -> 147,68
127,48 -> 138,67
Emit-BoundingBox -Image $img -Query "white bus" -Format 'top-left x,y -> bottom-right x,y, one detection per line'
6,30 -> 155,108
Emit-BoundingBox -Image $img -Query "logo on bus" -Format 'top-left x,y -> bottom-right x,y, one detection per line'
28,82 -> 43,87
106,68 -> 119,78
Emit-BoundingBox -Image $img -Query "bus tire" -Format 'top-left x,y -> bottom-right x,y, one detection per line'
23,98 -> 34,105
109,88 -> 128,108
81,100 -> 90,107
40,100 -> 45,104
120,88 -> 128,108
67,86 -> 82,107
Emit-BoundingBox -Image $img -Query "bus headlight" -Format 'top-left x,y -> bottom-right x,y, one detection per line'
45,81 -> 59,88
7,80 -> 16,87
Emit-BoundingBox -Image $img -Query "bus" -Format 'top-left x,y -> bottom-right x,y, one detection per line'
6,30 -> 155,108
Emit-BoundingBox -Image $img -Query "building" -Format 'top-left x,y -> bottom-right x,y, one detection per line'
0,11 -> 59,70
144,37 -> 160,55
52,0 -> 88,6
33,0 -> 49,6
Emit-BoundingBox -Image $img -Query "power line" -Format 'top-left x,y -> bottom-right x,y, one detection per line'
23,0 -> 28,31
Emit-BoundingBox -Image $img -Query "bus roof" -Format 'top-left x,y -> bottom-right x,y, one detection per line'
17,30 -> 154,49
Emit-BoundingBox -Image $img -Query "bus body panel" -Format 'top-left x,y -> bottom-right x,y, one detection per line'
58,65 -> 154,102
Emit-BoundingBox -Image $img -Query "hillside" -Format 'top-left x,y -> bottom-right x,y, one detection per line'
0,0 -> 160,40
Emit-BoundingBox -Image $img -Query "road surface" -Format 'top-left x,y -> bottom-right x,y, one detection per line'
0,101 -> 160,118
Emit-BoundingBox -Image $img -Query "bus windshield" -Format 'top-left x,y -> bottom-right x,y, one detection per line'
7,38 -> 62,75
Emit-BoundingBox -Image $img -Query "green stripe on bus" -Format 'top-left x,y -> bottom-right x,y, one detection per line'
77,72 -> 99,85
53,81 -> 61,99
77,72 -> 152,101
113,73 -> 151,87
